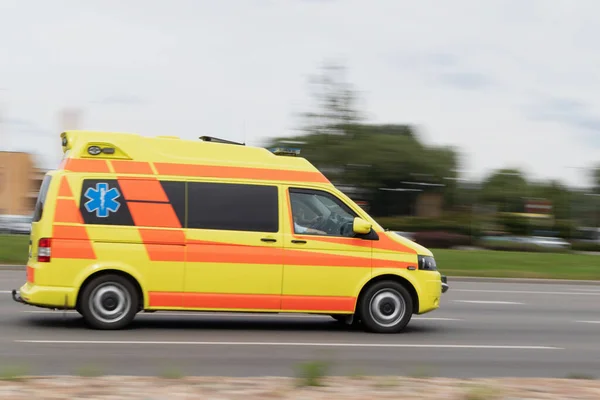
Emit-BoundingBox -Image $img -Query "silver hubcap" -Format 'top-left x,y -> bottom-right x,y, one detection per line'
89,282 -> 131,324
369,289 -> 406,327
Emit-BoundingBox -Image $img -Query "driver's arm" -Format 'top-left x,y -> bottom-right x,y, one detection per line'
294,221 -> 326,235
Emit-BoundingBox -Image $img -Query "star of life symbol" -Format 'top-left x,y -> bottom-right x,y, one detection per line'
84,182 -> 121,218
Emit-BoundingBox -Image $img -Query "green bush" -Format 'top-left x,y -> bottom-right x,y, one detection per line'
412,231 -> 472,248
571,241 -> 600,252
295,361 -> 330,387
376,215 -> 482,237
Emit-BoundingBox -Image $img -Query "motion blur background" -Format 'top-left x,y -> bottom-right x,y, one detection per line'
1,0 -> 599,252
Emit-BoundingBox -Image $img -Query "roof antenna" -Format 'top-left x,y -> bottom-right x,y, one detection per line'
242,120 -> 247,146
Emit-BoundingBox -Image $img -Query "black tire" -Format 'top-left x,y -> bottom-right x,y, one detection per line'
358,280 -> 413,333
79,274 -> 139,330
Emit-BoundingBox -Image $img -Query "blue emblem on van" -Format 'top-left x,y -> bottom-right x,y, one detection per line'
84,183 -> 121,218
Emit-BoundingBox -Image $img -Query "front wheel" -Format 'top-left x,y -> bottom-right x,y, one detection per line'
358,281 -> 413,333
79,274 -> 139,330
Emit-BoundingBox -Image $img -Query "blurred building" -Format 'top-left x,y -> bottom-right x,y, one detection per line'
0,152 -> 46,216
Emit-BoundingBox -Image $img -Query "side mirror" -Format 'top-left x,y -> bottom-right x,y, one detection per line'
353,217 -> 372,235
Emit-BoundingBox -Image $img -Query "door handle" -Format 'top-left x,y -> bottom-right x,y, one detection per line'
291,239 -> 307,244
261,238 -> 277,243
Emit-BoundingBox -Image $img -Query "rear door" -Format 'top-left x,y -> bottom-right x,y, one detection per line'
28,173 -> 54,263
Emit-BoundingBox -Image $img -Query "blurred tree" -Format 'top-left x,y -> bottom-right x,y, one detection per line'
266,62 -> 460,216
480,168 -> 528,213
298,61 -> 364,136
594,164 -> 600,195
529,179 -> 571,220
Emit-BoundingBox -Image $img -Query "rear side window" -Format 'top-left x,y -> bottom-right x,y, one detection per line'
187,182 -> 279,232
32,175 -> 52,222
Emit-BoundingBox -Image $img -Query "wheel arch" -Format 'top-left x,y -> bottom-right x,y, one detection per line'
75,269 -> 145,312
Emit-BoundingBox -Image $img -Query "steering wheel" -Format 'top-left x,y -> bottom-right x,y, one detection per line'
339,221 -> 355,237
311,215 -> 327,231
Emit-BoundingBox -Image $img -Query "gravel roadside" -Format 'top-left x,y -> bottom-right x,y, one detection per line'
1,376 -> 600,399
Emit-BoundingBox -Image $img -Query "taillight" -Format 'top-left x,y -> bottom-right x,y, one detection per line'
38,238 -> 52,262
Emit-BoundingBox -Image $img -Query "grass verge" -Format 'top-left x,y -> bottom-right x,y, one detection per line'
0,234 -> 29,265
432,248 -> 600,280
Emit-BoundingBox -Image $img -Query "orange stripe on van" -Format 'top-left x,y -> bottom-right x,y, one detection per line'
26,266 -> 35,283
149,292 -> 183,308
182,293 -> 281,310
282,295 -> 355,312
145,244 -> 185,262
52,239 -> 96,259
308,235 -> 416,254
372,259 -> 414,269
63,158 -> 110,173
155,162 -> 330,184
53,225 -> 90,240
147,292 -> 355,312
128,202 -> 182,228
372,234 -> 417,254
139,229 -> 185,245
118,179 -> 169,202
57,176 -> 74,197
187,241 -> 372,268
54,199 -> 84,224
111,160 -> 154,175
286,248 -> 372,268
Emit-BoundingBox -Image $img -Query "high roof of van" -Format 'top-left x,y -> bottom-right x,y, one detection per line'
58,130 -> 330,184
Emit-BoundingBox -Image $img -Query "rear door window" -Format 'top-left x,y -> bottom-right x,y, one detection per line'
32,175 -> 52,222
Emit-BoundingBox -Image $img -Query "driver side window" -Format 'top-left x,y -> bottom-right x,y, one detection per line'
289,188 -> 358,237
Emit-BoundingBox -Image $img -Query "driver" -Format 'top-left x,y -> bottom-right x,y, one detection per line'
292,206 -> 326,235
294,220 -> 326,235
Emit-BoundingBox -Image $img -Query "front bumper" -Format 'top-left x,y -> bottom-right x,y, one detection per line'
441,275 -> 449,293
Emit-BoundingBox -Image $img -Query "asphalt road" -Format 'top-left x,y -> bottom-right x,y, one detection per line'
1,270 -> 600,378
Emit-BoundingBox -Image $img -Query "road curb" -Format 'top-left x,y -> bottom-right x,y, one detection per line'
447,276 -> 600,285
0,265 -> 24,271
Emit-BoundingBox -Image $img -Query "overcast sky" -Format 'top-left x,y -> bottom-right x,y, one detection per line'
0,0 -> 598,187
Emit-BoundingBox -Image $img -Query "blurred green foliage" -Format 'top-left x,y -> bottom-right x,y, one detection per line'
265,62 -> 600,235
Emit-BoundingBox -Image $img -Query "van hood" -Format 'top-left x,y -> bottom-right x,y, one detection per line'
385,231 -> 433,257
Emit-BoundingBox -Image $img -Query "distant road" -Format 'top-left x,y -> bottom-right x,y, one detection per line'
2,270 -> 600,378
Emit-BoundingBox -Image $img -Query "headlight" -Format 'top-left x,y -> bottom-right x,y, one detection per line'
418,255 -> 437,271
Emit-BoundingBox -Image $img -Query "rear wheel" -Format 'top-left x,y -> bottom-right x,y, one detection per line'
79,274 -> 139,330
358,281 -> 413,333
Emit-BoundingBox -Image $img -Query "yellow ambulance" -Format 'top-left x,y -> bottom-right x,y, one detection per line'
12,130 -> 448,333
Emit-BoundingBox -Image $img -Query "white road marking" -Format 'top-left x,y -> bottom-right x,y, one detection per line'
454,289 -> 600,296
575,321 -> 600,324
18,310 -> 461,321
413,317 -> 462,321
454,300 -> 524,305
14,340 -> 562,350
